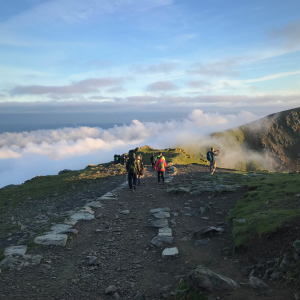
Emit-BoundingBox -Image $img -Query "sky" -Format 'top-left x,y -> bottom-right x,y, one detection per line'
0,0 -> 300,119
0,0 -> 300,187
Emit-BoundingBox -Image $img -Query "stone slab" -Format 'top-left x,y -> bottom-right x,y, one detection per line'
151,236 -> 174,247
85,201 -> 102,208
80,206 -> 94,214
70,212 -> 95,221
4,245 -> 27,257
34,233 -> 68,246
64,219 -> 78,226
150,219 -> 169,228
158,227 -> 172,237
153,212 -> 170,219
98,196 -> 118,200
150,207 -> 170,214
162,247 -> 179,258
51,224 -> 73,233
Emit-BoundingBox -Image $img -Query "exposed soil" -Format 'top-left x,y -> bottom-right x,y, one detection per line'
0,164 -> 298,299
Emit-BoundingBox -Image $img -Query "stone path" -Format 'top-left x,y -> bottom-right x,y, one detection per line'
0,164 -> 297,299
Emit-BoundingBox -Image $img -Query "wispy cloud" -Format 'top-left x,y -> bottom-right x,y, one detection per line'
270,19 -> 300,50
145,81 -> 178,92
187,58 -> 242,77
132,62 -> 178,74
10,77 -> 129,95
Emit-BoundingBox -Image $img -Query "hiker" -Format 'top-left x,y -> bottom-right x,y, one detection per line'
207,147 -> 221,175
155,152 -> 167,184
137,154 -> 144,186
126,153 -> 139,190
155,153 -> 165,162
113,154 -> 117,164
150,154 -> 155,168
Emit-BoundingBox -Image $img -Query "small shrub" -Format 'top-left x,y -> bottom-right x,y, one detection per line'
246,161 -> 264,172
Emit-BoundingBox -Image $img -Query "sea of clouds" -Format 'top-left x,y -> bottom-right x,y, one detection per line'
0,109 -> 261,188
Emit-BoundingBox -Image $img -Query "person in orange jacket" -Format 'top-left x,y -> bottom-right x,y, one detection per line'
154,152 -> 167,184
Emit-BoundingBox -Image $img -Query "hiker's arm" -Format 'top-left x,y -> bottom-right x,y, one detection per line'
213,150 -> 220,156
164,161 -> 167,168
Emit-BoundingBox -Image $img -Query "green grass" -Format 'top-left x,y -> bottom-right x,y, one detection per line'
0,162 -> 126,235
136,146 -> 207,166
227,172 -> 300,248
173,281 -> 208,300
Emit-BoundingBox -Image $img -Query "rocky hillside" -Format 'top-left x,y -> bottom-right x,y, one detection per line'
213,107 -> 300,171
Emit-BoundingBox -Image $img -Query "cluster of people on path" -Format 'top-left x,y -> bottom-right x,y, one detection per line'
125,152 -> 144,190
114,154 -> 129,165
123,147 -> 221,190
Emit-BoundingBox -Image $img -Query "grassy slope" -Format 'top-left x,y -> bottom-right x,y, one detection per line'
227,172 -> 300,248
136,146 -> 208,166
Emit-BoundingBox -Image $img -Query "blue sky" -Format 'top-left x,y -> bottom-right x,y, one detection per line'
0,0 -> 300,116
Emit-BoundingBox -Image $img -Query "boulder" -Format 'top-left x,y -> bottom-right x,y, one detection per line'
189,265 -> 240,292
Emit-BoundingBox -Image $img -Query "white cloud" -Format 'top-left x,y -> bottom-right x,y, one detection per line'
0,109 -> 262,188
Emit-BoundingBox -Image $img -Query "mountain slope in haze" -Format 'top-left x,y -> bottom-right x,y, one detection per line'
213,107 -> 300,171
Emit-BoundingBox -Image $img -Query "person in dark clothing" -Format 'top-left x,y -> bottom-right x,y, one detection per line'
150,154 -> 155,168
207,147 -> 221,175
137,155 -> 144,185
126,153 -> 139,190
155,152 -> 167,184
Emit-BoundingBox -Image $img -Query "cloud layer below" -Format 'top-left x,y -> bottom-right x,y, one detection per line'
0,109 -> 259,188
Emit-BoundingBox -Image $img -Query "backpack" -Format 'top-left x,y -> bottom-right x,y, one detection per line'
128,159 -> 137,173
159,161 -> 165,170
206,151 -> 213,162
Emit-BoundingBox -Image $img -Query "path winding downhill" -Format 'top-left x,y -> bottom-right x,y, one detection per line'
0,164 -> 294,299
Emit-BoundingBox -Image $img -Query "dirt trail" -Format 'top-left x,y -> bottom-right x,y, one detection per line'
0,165 -> 296,299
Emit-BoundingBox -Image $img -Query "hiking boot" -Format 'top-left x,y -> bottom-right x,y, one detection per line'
133,186 -> 137,190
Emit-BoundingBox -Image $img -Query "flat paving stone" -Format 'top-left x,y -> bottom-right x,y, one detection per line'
162,247 -> 179,258
51,224 -> 73,233
69,212 -> 95,221
85,201 -> 103,208
150,219 -> 169,228
80,206 -> 94,214
5,245 -> 27,257
151,236 -> 174,247
150,207 -> 170,214
158,227 -> 172,237
34,233 -> 68,246
153,212 -> 170,219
